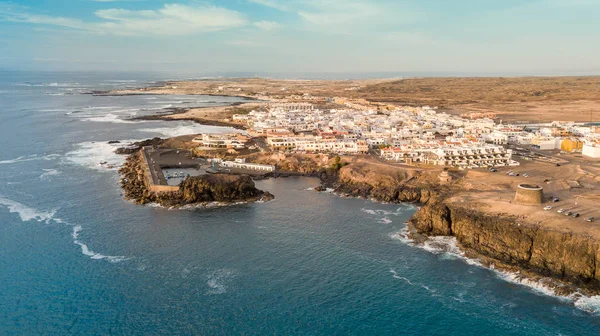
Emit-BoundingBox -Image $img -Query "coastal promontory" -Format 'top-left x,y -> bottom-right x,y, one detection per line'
119,150 -> 273,207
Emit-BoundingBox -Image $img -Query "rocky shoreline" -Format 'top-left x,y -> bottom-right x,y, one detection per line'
116,136 -> 600,297
119,152 -> 273,207
315,164 -> 600,297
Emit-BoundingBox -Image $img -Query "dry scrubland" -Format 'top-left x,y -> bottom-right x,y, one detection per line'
116,76 -> 600,123
359,77 -> 600,122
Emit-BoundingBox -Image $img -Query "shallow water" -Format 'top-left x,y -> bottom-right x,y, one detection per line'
1,71 -> 599,335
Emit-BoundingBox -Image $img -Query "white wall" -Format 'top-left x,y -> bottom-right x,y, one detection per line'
582,145 -> 600,158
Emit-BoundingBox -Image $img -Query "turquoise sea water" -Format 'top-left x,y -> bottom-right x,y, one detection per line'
1,71 -> 599,335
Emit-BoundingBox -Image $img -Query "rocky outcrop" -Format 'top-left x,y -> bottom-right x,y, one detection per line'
247,153 -> 335,175
119,152 -> 273,207
319,161 -> 600,294
410,200 -> 600,295
115,137 -> 164,155
178,174 -> 273,204
319,162 -> 438,204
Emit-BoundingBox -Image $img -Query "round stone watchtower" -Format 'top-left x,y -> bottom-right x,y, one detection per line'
514,184 -> 544,205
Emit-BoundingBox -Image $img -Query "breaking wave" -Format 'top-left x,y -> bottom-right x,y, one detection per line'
389,224 -> 600,315
64,140 -> 140,172
82,113 -> 136,124
139,123 -> 241,138
40,169 -> 61,179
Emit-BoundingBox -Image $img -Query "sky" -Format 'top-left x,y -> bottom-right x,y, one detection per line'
0,0 -> 599,75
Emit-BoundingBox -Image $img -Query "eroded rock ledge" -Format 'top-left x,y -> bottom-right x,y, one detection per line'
410,201 -> 600,295
119,152 -> 273,207
319,163 -> 600,295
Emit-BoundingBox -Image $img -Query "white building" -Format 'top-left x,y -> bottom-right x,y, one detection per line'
220,158 -> 276,172
582,143 -> 600,158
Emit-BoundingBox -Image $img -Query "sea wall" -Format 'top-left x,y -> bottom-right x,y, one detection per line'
119,151 -> 273,206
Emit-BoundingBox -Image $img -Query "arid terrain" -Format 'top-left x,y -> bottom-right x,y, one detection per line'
112,76 -> 600,123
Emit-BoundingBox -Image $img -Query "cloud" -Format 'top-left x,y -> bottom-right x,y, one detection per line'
0,3 -> 247,36
249,0 -> 418,30
225,39 -> 262,47
93,0 -> 144,2
247,0 -> 290,11
253,20 -> 278,31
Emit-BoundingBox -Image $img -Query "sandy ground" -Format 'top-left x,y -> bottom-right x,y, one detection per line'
113,76 -> 600,123
161,102 -> 261,124
449,156 -> 600,239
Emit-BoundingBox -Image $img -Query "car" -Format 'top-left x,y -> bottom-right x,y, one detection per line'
586,217 -> 595,222
557,209 -> 565,213
572,213 -> 580,218
551,197 -> 560,202
543,206 -> 552,210
523,173 -> 529,178
508,172 -> 515,176
565,211 -> 573,216
556,163 -> 561,167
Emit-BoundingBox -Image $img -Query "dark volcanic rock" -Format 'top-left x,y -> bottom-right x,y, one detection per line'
115,137 -> 164,155
119,151 -> 273,207
180,174 -> 273,204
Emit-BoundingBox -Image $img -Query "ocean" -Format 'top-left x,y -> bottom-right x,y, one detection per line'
0,70 -> 599,335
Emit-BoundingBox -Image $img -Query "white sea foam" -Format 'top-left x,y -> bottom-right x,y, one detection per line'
64,140 -> 139,172
0,196 -> 129,263
362,207 -> 410,217
40,169 -> 61,179
82,106 -> 122,111
82,113 -> 135,124
73,239 -> 128,263
139,124 -> 241,138
573,295 -> 600,315
378,217 -> 392,224
0,196 -> 57,223
389,226 -> 415,245
150,100 -> 185,105
71,225 -> 82,239
389,269 -> 413,284
206,269 -> 236,295
389,268 -> 436,294
391,223 -> 600,314
0,154 -> 59,165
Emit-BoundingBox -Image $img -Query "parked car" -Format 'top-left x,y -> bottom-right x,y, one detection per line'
551,197 -> 560,202
523,173 -> 529,178
586,217 -> 595,222
557,209 -> 565,213
543,206 -> 553,210
565,211 -> 573,216
572,213 -> 580,218
556,163 -> 561,167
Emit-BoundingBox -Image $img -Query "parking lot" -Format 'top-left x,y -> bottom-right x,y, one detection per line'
450,156 -> 600,236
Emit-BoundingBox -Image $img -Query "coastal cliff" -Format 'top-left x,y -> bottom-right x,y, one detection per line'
410,201 -> 600,295
319,162 -> 600,295
119,152 -> 273,207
